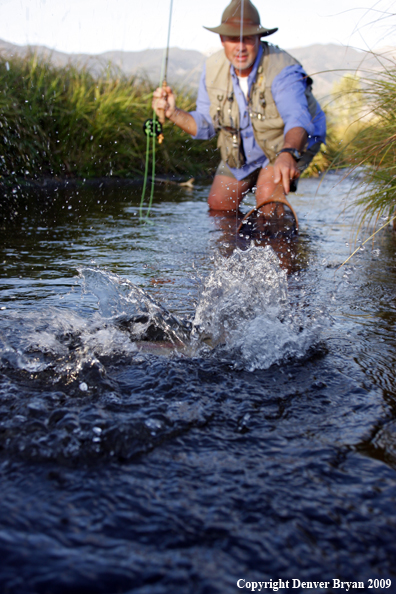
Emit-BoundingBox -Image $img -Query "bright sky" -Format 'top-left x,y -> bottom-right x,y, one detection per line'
0,0 -> 395,55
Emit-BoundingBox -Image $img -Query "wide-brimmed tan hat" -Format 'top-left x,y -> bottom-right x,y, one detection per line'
204,0 -> 278,37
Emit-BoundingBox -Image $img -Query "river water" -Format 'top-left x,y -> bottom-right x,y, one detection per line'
0,174 -> 396,593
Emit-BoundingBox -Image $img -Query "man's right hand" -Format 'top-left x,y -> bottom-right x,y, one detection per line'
151,88 -> 197,136
152,86 -> 176,120
273,152 -> 300,195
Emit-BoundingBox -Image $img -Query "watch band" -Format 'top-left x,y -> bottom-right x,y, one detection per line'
276,148 -> 302,161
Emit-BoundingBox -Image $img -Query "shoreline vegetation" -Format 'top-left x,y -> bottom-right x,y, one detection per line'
0,53 -> 218,185
0,52 -> 395,228
331,71 -> 396,228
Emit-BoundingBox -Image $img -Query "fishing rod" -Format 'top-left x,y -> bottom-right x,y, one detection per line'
156,0 -> 174,143
140,0 -> 174,221
142,0 -> 174,146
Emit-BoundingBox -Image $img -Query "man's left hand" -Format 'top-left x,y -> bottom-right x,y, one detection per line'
273,152 -> 300,195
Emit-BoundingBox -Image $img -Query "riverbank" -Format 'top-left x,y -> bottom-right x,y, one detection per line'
330,68 -> 396,225
0,53 -> 218,181
0,172 -> 206,192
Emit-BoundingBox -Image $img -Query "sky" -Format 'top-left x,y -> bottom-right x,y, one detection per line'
0,0 -> 395,55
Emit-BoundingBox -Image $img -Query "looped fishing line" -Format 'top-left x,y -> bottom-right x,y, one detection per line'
139,0 -> 174,223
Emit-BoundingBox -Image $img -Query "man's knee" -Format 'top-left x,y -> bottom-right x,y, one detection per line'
256,167 -> 278,195
208,193 -> 238,211
207,174 -> 247,211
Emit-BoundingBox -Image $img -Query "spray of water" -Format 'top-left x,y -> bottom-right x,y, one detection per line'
0,246 -> 325,377
192,245 -> 325,370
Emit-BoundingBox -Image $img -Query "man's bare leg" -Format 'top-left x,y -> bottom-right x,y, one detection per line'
208,175 -> 251,211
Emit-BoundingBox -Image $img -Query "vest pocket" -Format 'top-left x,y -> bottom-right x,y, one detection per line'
262,103 -> 279,119
251,118 -> 285,163
252,115 -> 284,134
217,130 -> 245,169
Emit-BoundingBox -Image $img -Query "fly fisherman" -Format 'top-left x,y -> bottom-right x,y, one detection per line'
152,0 -> 326,214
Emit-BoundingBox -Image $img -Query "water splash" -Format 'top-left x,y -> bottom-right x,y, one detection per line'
0,268 -> 191,378
0,308 -> 137,377
0,252 -> 325,378
192,245 -> 324,371
79,267 -> 192,344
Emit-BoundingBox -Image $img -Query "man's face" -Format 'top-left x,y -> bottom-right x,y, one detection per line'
220,34 -> 260,76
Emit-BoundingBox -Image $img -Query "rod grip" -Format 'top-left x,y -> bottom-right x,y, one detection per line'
157,79 -> 167,126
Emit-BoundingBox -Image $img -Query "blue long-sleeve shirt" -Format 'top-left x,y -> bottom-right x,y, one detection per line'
190,44 -> 326,181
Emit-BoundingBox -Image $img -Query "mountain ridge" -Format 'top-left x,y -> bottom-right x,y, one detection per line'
1,38 -> 395,100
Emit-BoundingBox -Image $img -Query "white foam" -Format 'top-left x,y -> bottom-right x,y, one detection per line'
0,254 -> 326,375
193,245 -> 324,370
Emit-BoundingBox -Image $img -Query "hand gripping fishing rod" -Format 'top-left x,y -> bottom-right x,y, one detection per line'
142,0 -> 174,145
140,0 -> 174,221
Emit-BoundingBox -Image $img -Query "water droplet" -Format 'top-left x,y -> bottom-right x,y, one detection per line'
145,418 -> 162,431
79,382 -> 88,392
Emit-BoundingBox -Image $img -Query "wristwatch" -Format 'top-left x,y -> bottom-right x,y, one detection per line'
276,148 -> 302,161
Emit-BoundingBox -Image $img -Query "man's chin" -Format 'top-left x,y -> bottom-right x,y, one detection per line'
233,61 -> 253,73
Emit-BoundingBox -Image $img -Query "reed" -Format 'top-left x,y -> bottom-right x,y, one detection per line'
0,52 -> 217,181
332,68 -> 396,226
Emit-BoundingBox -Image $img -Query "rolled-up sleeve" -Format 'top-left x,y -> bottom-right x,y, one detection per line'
189,64 -> 216,140
272,64 -> 316,137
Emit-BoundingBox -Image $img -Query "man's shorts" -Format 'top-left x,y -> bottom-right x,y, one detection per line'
215,160 -> 261,186
215,142 -> 322,191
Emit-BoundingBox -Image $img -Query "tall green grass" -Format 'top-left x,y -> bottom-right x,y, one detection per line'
345,70 -> 396,225
0,53 -> 217,181
328,68 -> 396,227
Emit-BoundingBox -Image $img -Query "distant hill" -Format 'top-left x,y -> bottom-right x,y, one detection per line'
287,43 -> 396,101
1,38 -> 395,100
0,39 -> 206,91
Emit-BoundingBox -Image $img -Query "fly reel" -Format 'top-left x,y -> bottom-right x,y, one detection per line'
143,119 -> 164,144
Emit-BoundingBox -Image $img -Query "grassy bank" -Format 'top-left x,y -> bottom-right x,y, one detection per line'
0,53 -> 217,181
317,63 -> 396,231
337,69 -> 396,226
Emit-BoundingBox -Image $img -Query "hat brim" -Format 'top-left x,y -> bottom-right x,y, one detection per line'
204,24 -> 278,37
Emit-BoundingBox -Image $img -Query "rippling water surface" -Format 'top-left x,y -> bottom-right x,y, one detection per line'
1,175 -> 396,593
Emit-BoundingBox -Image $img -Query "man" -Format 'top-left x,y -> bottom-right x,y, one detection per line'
152,0 -> 326,215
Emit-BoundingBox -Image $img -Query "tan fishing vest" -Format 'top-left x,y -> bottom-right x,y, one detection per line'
205,42 -> 319,167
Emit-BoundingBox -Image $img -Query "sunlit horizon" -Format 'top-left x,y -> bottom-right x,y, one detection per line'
0,0 -> 395,56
